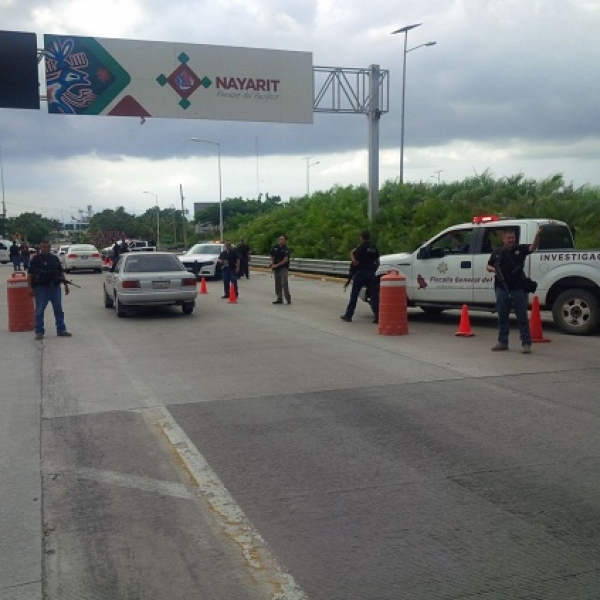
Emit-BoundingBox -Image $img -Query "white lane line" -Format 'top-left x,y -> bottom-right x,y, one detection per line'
43,465 -> 196,501
142,406 -> 309,600
92,328 -> 308,599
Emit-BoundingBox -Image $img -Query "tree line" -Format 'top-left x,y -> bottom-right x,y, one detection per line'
5,173 -> 600,257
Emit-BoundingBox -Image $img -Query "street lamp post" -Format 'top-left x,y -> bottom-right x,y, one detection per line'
190,138 -> 223,241
304,156 -> 320,196
392,23 -> 436,184
143,191 -> 160,248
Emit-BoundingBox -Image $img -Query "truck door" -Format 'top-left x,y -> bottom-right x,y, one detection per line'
472,225 -> 519,304
413,228 -> 475,304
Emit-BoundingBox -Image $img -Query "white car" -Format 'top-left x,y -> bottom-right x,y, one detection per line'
60,244 -> 103,273
179,243 -> 225,279
103,252 -> 197,317
0,239 -> 11,264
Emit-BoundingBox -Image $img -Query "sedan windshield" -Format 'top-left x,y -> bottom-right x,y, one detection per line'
188,244 -> 222,255
124,254 -> 185,273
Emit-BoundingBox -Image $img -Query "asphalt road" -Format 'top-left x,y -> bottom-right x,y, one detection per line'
1,267 -> 599,599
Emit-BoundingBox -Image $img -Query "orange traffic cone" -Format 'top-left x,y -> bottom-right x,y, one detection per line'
529,295 -> 551,343
199,277 -> 208,294
228,282 -> 237,304
455,304 -> 474,337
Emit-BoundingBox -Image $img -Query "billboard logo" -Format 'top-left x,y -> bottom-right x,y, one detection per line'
156,52 -> 211,110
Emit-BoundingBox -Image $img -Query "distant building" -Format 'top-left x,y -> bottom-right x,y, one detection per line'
193,202 -> 218,216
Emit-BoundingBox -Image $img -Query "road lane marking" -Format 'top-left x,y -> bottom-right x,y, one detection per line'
142,406 -> 308,600
92,327 -> 308,599
43,465 -> 196,500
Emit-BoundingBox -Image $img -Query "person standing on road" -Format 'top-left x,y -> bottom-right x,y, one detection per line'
20,241 -> 30,270
486,226 -> 542,353
340,230 -> 380,323
110,239 -> 121,272
27,239 -> 72,340
237,238 -> 251,280
10,240 -> 21,271
270,235 -> 291,304
218,241 -> 240,298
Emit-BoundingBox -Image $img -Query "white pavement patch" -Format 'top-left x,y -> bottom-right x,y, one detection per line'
43,465 -> 196,501
142,406 -> 309,600
98,329 -> 308,599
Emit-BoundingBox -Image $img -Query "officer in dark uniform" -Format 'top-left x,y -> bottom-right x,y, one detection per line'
217,241 -> 240,298
27,239 -> 72,340
237,238 -> 251,279
270,235 -> 291,304
340,230 -> 380,323
110,239 -> 121,271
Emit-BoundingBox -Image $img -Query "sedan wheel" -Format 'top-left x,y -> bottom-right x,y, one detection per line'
182,302 -> 194,315
103,286 -> 114,308
115,294 -> 127,318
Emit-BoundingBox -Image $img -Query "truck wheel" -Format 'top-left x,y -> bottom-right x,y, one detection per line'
552,288 -> 600,335
103,287 -> 114,308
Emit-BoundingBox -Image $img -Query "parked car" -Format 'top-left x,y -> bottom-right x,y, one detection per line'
179,243 -> 226,279
103,252 -> 197,317
60,244 -> 103,273
0,239 -> 11,264
56,244 -> 70,259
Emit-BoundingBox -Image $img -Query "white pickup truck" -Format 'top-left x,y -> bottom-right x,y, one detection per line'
102,239 -> 157,258
374,216 -> 600,335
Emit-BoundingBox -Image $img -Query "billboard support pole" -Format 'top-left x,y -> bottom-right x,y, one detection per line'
367,64 -> 381,222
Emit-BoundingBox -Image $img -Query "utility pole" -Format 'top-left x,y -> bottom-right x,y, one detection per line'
0,146 -> 7,237
180,184 -> 187,248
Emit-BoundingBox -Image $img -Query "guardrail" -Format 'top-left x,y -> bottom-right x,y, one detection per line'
252,255 -> 350,278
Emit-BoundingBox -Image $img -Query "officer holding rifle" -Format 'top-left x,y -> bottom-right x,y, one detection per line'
27,239 -> 72,340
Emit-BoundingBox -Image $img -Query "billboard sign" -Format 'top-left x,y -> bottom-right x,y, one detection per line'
43,35 -> 313,124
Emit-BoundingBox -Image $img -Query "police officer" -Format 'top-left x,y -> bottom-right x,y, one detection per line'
27,239 -> 72,340
340,230 -> 380,323
486,226 -> 542,353
217,241 -> 240,298
110,238 -> 121,272
270,235 -> 291,304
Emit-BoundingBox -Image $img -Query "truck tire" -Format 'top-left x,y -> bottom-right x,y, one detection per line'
552,288 -> 600,335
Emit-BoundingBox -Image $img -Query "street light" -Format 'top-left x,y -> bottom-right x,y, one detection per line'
304,156 -> 320,196
190,138 -> 223,241
392,23 -> 436,184
143,191 -> 160,248
170,204 -> 177,245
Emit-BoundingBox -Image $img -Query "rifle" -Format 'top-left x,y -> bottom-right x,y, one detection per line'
343,264 -> 357,291
63,279 -> 82,289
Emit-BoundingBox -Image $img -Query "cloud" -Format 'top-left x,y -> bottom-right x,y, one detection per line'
1,0 -> 600,220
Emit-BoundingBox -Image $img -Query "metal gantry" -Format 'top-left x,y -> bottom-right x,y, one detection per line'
313,65 -> 389,219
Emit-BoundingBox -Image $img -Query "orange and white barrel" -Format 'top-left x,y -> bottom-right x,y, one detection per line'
378,270 -> 409,336
7,272 -> 34,332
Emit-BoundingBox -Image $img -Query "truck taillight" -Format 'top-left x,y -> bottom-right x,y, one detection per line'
182,278 -> 197,287
122,280 -> 140,289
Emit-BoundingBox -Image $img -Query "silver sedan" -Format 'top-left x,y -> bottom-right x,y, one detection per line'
103,252 -> 198,317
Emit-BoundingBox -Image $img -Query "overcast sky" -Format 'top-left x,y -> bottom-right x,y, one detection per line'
1,0 -> 599,223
